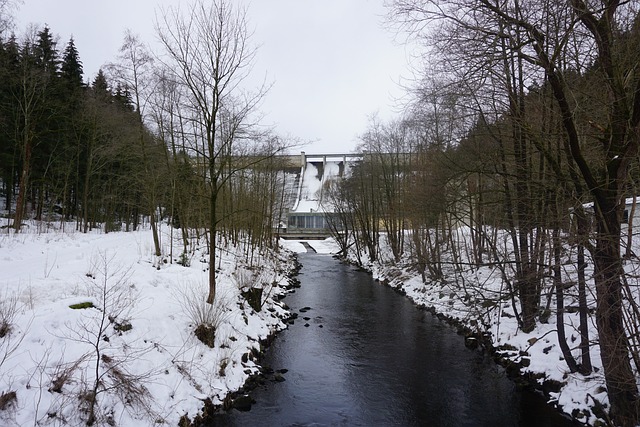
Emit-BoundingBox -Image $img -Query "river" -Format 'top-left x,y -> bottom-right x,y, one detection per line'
214,252 -> 577,426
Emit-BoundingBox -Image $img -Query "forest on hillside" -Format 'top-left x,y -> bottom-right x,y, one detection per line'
0,1 -> 293,305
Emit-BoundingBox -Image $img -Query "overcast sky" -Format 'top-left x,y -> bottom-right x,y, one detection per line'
15,0 -> 412,154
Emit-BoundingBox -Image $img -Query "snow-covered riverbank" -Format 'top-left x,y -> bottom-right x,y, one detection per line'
0,222 -> 300,426
347,234 -> 612,426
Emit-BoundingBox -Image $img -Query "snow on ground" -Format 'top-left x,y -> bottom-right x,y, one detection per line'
0,219 -> 296,426
280,238 -> 340,254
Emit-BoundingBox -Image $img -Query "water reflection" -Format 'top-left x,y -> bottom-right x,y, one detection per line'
215,253 -> 576,426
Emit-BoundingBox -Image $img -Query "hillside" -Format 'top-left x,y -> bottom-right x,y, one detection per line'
0,219 -> 301,426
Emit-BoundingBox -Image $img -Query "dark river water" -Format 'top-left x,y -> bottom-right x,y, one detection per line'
215,253 -> 576,426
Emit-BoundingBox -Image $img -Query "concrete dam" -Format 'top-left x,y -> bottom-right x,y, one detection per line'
280,152 -> 361,238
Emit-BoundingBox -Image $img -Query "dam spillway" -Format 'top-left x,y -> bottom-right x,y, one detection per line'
282,152 -> 360,237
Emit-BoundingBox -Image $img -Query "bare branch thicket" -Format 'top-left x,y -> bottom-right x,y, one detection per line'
0,290 -> 31,377
56,252 -> 156,426
156,0 -> 292,305
0,289 -> 27,425
0,0 -> 20,37
388,0 -> 640,424
106,31 -> 169,259
174,281 -> 233,348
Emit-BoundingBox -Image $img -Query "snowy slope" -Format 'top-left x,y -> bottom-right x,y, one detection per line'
0,219 -> 296,426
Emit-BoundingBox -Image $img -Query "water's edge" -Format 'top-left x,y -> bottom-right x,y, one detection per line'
184,253 -> 582,426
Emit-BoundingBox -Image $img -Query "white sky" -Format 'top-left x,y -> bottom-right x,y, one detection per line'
15,0 -> 412,154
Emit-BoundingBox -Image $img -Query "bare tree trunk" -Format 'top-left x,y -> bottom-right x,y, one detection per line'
593,208 -> 638,426
13,134 -> 31,231
625,194 -> 636,259
82,152 -> 92,234
207,174 -> 218,304
553,225 -> 580,373
574,205 -> 593,374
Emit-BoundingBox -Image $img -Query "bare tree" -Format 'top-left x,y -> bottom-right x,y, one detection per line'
107,31 -> 164,257
389,1 -> 640,424
60,253 -> 154,426
358,117 -> 410,262
0,0 -> 19,36
156,0 -> 268,304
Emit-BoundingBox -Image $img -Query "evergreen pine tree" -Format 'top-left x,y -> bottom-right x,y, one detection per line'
34,25 -> 59,76
31,26 -> 63,219
13,25 -> 62,226
92,69 -> 110,99
56,36 -> 85,220
60,36 -> 83,94
0,34 -> 20,211
113,83 -> 135,112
